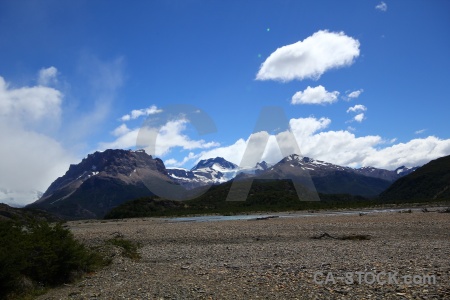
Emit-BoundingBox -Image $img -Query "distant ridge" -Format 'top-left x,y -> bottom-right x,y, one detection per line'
379,155 -> 450,202
167,154 -> 416,196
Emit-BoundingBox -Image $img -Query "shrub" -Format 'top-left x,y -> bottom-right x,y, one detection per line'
107,237 -> 141,260
0,220 -> 108,299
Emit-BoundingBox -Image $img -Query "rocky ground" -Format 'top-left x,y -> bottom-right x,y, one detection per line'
37,209 -> 450,299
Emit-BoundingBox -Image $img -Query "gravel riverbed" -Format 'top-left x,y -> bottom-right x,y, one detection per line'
37,210 -> 450,299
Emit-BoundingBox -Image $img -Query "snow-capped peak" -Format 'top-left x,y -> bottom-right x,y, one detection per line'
191,157 -> 238,171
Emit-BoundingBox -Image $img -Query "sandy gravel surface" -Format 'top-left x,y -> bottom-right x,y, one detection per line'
37,210 -> 450,299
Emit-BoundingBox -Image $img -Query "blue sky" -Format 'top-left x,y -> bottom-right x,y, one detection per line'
1,0 -> 450,205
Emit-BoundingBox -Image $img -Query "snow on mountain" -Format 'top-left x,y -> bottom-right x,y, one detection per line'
167,158 -> 274,189
167,154 -> 418,191
167,157 -> 239,188
191,157 -> 238,171
273,154 -> 353,176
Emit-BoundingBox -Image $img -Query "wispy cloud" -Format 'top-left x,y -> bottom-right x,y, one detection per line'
256,30 -> 360,82
120,105 -> 162,121
375,2 -> 388,12
415,129 -> 426,134
67,54 -> 125,143
291,85 -> 339,105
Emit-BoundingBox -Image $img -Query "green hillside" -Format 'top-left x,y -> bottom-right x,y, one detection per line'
379,155 -> 450,202
105,179 -> 369,219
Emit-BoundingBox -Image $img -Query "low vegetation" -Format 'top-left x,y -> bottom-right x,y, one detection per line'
105,179 -> 375,219
105,178 -> 450,219
106,237 -> 141,260
0,219 -> 109,299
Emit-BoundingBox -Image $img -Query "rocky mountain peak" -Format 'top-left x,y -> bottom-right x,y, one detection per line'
28,149 -> 173,219
191,157 -> 238,171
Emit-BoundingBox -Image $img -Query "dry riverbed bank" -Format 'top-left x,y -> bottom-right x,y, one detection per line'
38,210 -> 450,299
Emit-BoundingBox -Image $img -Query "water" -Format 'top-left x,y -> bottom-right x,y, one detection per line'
163,207 -> 433,223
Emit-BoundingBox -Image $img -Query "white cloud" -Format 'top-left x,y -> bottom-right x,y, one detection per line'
347,104 -> 367,113
112,124 -> 131,137
196,139 -> 248,166
165,152 -> 200,168
38,66 -> 58,86
0,123 -> 75,203
415,129 -> 426,134
354,113 -> 365,122
375,2 -> 388,12
120,105 -> 162,121
362,136 -> 450,169
0,76 -> 62,123
291,85 -> 339,105
347,89 -> 363,99
188,117 -> 450,171
256,30 -> 360,82
0,74 -> 75,206
100,118 -> 219,157
289,117 -> 331,139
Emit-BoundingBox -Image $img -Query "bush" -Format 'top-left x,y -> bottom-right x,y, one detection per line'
107,237 -> 141,260
0,220 -> 107,299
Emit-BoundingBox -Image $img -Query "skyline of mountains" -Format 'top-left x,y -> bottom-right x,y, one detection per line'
166,154 -> 417,193
24,148 -> 424,219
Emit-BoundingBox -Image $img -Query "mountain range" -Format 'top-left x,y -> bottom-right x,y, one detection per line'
25,149 -> 424,219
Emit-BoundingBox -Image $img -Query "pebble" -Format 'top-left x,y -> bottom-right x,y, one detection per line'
36,211 -> 449,299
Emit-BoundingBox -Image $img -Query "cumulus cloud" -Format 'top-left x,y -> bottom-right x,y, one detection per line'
0,73 -> 75,206
289,117 -> 331,140
362,136 -> 450,169
112,124 -> 131,137
256,30 -> 360,82
376,2 -> 388,12
165,152 -> 200,167
38,66 -> 58,86
0,76 -> 62,123
354,113 -> 365,123
346,89 -> 363,100
196,139 -> 248,166
100,118 -> 219,157
120,105 -> 162,121
190,117 -> 450,171
347,104 -> 367,113
291,85 -> 339,105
